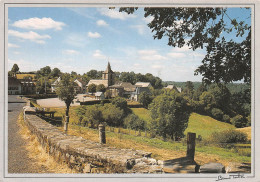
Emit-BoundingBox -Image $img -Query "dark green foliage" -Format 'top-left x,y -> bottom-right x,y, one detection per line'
87,69 -> 102,79
208,83 -> 231,110
96,84 -> 106,92
11,64 -> 19,75
50,68 -> 61,78
183,81 -> 194,99
231,115 -> 248,128
199,91 -> 216,113
148,92 -> 190,140
36,77 -> 51,94
56,73 -> 77,122
102,103 -> 124,127
223,114 -> 231,123
123,114 -> 146,130
138,91 -> 153,108
111,97 -> 128,113
211,108 -> 224,121
84,105 -> 103,128
210,129 -> 248,144
88,83 -> 96,93
119,71 -> 163,89
80,99 -> 110,106
120,7 -> 251,84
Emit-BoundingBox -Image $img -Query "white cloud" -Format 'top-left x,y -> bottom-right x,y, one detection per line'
167,52 -> 186,58
98,8 -> 136,20
138,49 -> 167,61
88,32 -> 101,38
93,50 -> 106,59
12,17 -> 65,30
130,25 -> 146,35
8,43 -> 19,48
8,30 -> 51,44
65,33 -> 88,47
62,49 -> 79,55
96,19 -> 108,26
151,64 -> 164,69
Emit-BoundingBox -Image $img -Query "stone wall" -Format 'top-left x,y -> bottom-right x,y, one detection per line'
23,107 -> 163,173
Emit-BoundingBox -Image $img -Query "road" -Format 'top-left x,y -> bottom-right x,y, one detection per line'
8,95 -> 51,173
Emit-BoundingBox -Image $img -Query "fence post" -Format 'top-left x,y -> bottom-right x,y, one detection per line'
186,132 -> 196,160
99,124 -> 106,144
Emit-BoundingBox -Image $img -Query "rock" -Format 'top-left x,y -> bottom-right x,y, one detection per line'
83,164 -> 91,173
226,162 -> 251,173
199,163 -> 225,173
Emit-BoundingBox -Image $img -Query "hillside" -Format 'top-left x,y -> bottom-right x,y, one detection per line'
131,108 -> 235,139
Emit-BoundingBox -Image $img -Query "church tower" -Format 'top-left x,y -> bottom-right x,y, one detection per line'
102,62 -> 115,86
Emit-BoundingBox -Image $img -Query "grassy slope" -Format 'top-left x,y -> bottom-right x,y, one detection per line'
50,106 -> 250,165
131,108 -> 235,139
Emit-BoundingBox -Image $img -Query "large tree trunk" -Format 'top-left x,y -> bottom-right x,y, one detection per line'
64,104 -> 70,132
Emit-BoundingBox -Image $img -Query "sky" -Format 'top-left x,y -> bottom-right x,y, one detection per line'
7,7 -> 251,81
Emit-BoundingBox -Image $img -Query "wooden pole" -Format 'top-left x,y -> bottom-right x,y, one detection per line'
186,132 -> 196,160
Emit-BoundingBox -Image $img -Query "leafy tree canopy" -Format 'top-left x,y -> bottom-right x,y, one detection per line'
119,7 -> 251,84
11,64 -> 19,74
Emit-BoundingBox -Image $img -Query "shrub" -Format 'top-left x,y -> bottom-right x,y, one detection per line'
222,114 -> 230,123
231,115 -> 248,128
211,108 -> 224,121
123,114 -> 146,131
210,129 -> 248,144
102,103 -> 124,127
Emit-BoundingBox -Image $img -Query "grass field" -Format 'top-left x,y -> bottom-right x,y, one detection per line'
132,108 -> 236,139
49,106 -> 251,165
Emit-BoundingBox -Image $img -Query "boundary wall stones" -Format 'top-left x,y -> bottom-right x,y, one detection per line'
23,106 -> 163,174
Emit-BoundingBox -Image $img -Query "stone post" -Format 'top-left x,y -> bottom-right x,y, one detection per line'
186,132 -> 196,160
99,123 -> 106,144
64,116 -> 69,132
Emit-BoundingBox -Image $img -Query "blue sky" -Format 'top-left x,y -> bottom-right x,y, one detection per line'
8,7 -> 251,81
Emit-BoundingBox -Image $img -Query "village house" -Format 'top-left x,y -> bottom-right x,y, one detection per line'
8,77 -> 22,95
95,92 -> 105,100
51,77 -> 86,94
130,82 -> 152,101
165,85 -> 182,93
16,73 -> 37,94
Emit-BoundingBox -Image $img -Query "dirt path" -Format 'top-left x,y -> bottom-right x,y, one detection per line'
8,95 -> 52,173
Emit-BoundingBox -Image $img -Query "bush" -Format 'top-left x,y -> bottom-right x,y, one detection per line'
210,129 -> 248,144
231,115 -> 248,128
222,114 -> 230,123
102,103 -> 124,127
211,108 -> 224,121
123,114 -> 146,131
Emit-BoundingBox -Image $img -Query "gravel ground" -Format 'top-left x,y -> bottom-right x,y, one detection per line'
8,95 -> 52,173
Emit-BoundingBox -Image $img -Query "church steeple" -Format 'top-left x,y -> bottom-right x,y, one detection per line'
102,62 -> 114,86
104,62 -> 113,74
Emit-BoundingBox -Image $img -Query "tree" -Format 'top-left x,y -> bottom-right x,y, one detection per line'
231,115 -> 248,128
55,73 -> 77,132
119,7 -> 251,84
102,103 -> 124,127
138,91 -> 152,108
96,84 -> 106,92
208,83 -> 231,111
148,92 -> 190,140
183,81 -> 194,99
111,96 -> 128,114
88,83 -> 96,94
50,68 -> 61,78
11,64 -> 19,76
